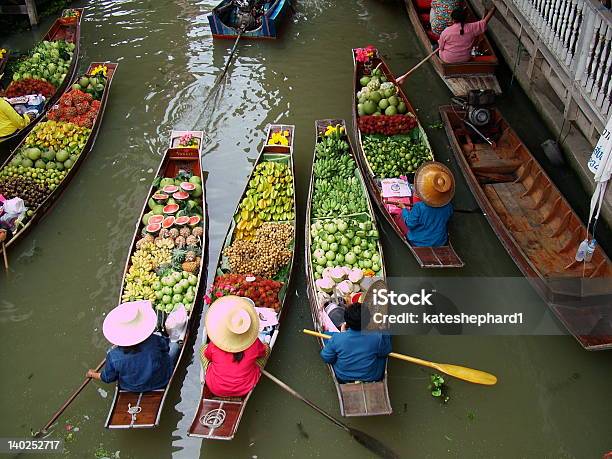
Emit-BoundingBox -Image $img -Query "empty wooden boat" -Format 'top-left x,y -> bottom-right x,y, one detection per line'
208,0 -> 291,39
352,49 -> 464,268
305,119 -> 392,416
188,124 -> 296,440
403,0 -> 500,95
0,8 -> 84,145
440,105 -> 612,350
105,130 -> 207,428
0,62 -> 117,255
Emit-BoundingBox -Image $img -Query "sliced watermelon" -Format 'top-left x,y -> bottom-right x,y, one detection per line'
148,215 -> 164,225
175,216 -> 190,226
163,203 -> 179,215
180,182 -> 196,192
188,215 -> 201,227
145,222 -> 162,234
173,191 -> 189,201
162,185 -> 179,194
152,192 -> 169,204
162,216 -> 175,229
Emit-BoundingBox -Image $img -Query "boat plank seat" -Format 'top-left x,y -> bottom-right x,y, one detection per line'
107,390 -> 164,427
445,75 -> 502,95
188,397 -> 245,438
339,381 -> 392,416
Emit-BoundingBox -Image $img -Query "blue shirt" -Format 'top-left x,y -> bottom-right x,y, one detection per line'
100,334 -> 173,392
401,201 -> 453,247
320,329 -> 391,382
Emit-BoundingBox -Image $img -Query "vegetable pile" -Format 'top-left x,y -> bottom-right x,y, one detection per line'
362,133 -> 433,176
311,130 -> 367,217
123,169 -> 205,315
11,40 -> 75,88
211,274 -> 284,311
314,266 -> 378,305
233,161 -> 294,240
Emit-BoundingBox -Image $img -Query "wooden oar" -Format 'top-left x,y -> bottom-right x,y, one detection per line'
261,370 -> 399,459
215,30 -> 244,84
303,329 -> 497,386
32,359 -> 106,438
1,243 -> 8,273
396,48 -> 439,85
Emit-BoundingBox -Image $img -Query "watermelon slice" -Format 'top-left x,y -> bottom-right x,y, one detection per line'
162,216 -> 175,229
163,203 -> 179,215
188,215 -> 201,227
175,216 -> 190,226
148,215 -> 164,225
152,192 -> 169,204
180,182 -> 196,193
162,185 -> 179,194
173,191 -> 189,201
145,222 -> 161,234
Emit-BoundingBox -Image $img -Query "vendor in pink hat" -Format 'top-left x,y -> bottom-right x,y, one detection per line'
86,300 -> 181,392
200,296 -> 269,397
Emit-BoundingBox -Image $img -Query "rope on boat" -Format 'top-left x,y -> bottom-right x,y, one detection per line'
199,408 -> 226,428
127,402 -> 142,424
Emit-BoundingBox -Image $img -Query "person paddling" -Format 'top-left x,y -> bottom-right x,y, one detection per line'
320,302 -> 391,384
86,300 -> 181,392
438,6 -> 496,63
200,296 -> 270,397
397,161 -> 455,247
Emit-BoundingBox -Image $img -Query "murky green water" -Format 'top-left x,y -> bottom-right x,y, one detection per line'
1,0 -> 611,457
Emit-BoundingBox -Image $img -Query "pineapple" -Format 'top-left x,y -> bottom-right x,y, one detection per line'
185,245 -> 202,263
186,235 -> 198,247
174,235 -> 186,248
172,248 -> 187,270
169,228 -> 180,239
192,226 -> 204,238
179,227 -> 191,238
182,260 -> 199,273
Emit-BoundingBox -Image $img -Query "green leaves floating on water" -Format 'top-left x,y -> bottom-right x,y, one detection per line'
429,373 -> 450,403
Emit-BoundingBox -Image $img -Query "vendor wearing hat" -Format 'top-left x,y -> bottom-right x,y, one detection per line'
398,161 -> 455,247
200,296 -> 269,397
86,300 -> 181,392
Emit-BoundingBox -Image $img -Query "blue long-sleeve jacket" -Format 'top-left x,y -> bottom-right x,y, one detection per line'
401,201 -> 452,247
320,330 -> 391,382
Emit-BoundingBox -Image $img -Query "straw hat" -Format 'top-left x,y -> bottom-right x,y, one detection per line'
414,161 -> 455,207
205,296 -> 260,353
103,300 -> 158,347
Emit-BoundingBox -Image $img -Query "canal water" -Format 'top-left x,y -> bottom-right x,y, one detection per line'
1,0 -> 611,457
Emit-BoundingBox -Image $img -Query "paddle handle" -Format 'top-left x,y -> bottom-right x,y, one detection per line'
396,48 -> 439,83
303,329 -> 436,369
261,370 -> 348,432
37,358 -> 106,435
1,242 -> 7,273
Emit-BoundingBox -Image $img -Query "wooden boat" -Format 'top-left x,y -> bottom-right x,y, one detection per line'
0,62 -> 117,254
440,105 -> 612,350
0,8 -> 84,145
352,50 -> 464,268
403,0 -> 500,95
208,0 -> 291,39
105,130 -> 208,428
305,119 -> 392,416
188,124 -> 296,440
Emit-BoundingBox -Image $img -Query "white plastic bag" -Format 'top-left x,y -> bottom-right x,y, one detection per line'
165,305 -> 188,342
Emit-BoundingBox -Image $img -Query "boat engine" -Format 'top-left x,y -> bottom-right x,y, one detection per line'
465,89 -> 495,127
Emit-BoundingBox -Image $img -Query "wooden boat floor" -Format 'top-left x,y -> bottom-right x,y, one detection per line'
188,389 -> 245,439
107,390 -> 164,428
445,74 -> 501,95
339,381 -> 392,416
483,181 -> 599,278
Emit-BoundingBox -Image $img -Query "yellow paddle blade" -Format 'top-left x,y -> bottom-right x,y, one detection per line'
433,363 -> 498,386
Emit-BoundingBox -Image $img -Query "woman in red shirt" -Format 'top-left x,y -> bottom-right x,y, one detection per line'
200,296 -> 269,397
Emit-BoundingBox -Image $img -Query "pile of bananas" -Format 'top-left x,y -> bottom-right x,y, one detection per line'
313,176 -> 367,217
234,161 -> 294,240
313,154 -> 355,181
122,241 -> 171,302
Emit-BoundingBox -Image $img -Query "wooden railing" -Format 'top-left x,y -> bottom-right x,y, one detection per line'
509,0 -> 611,124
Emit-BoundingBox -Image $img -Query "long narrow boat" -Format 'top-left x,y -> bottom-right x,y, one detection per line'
105,130 -> 208,428
403,0 -> 500,95
305,119 -> 392,416
208,0 -> 291,39
0,62 -> 117,254
440,106 -> 612,350
0,8 -> 84,145
188,124 -> 296,440
352,49 -> 464,268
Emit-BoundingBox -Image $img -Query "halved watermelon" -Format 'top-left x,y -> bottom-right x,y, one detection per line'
162,216 -> 175,229
180,182 -> 196,192
175,216 -> 190,226
163,203 -> 179,215
148,215 -> 164,225
152,192 -> 169,204
173,191 -> 189,201
146,222 -> 162,234
188,215 -> 201,227
162,185 -> 179,194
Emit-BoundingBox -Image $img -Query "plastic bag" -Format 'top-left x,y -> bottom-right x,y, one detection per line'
0,197 -> 26,231
165,305 -> 188,342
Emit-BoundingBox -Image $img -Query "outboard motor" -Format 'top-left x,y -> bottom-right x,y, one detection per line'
466,89 -> 495,127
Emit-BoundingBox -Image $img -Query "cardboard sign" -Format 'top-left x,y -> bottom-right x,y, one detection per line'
381,178 -> 411,198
